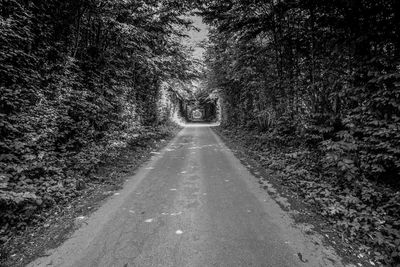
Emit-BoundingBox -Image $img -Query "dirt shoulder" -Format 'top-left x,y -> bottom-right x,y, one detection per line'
0,126 -> 181,267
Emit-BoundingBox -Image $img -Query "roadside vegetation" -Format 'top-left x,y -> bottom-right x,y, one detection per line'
200,1 -> 400,265
2,0 -> 399,265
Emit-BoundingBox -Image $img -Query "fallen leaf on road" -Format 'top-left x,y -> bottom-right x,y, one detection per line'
297,252 -> 308,263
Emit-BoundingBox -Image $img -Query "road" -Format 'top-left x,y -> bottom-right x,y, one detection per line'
29,125 -> 344,267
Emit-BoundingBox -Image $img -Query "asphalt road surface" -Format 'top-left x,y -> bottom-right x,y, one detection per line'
29,125 -> 344,267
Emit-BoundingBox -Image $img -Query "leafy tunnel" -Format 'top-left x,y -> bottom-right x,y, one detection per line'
1,0 -> 399,265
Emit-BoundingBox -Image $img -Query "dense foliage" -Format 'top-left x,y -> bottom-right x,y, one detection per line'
2,0 -> 400,264
0,0 -> 198,241
201,0 -> 400,264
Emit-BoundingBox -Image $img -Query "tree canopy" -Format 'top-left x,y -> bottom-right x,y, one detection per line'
1,0 -> 400,264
